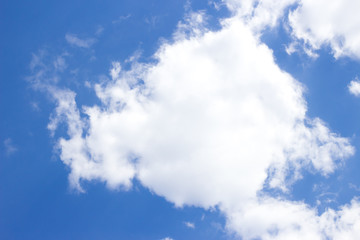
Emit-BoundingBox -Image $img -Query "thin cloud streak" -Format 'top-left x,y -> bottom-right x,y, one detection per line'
65,33 -> 96,48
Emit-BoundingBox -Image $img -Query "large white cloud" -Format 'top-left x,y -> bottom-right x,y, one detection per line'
32,4 -> 360,240
43,16 -> 359,239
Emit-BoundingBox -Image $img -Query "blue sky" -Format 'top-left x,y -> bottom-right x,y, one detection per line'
1,0 -> 360,239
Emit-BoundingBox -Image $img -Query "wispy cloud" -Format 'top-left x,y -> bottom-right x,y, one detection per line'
95,25 -> 104,36
208,0 -> 225,11
53,55 -> 67,72
27,50 -> 65,89
112,14 -> 131,24
4,138 -> 17,155
349,183 -> 360,192
30,101 -> 40,111
184,221 -> 195,229
145,15 -> 160,28
65,33 -> 96,48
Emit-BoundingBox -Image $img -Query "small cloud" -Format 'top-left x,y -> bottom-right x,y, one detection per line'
65,33 -> 96,48
303,47 -> 319,59
112,14 -> 131,24
285,41 -> 319,58
210,221 -> 224,232
184,221 -> 195,229
30,101 -> 40,111
70,69 -> 79,76
348,77 -> 360,96
208,0 -> 224,10
349,183 -> 360,191
161,238 -> 174,240
27,50 -> 63,89
29,50 -> 46,71
145,16 -> 159,27
84,81 -> 92,88
95,25 -> 104,36
313,182 -> 329,192
316,192 -> 339,206
4,138 -> 17,155
125,49 -> 142,63
53,55 -> 67,72
285,42 -> 297,55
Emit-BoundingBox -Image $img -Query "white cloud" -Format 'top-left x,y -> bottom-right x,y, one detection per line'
349,183 -> 360,192
30,101 -> 40,111
227,197 -> 360,240
173,10 -> 208,40
209,0 -> 225,11
95,25 -> 104,36
161,237 -> 174,240
288,0 -> 360,59
65,33 -> 96,48
4,138 -> 17,155
224,0 -> 297,33
34,4 -> 360,240
27,51 -> 65,90
223,0 -> 360,59
348,77 -> 360,96
320,199 -> 360,239
145,16 -> 161,29
112,14 -> 131,24
53,55 -> 67,72
184,221 -> 195,229
48,86 -> 135,191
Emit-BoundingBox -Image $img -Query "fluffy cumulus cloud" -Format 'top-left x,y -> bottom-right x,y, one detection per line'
348,77 -> 360,97
224,0 -> 297,32
227,197 -> 360,239
224,0 -> 360,59
38,3 -> 360,240
288,0 -> 360,58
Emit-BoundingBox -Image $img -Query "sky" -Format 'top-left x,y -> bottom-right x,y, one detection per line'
1,0 -> 360,239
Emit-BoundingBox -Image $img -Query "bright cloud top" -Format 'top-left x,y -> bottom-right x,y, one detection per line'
30,2 -> 360,240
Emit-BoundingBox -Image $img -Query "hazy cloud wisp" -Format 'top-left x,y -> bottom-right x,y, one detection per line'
65,33 -> 96,48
